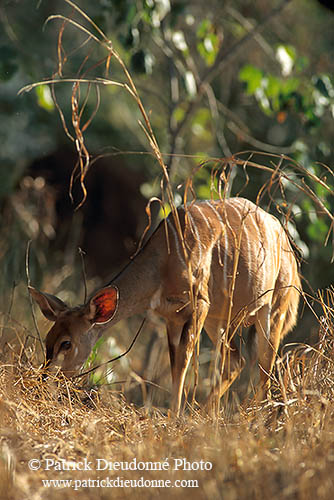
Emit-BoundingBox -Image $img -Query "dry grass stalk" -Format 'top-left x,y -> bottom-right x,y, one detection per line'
17,0 -> 334,418
1,304 -> 334,499
7,3 -> 334,497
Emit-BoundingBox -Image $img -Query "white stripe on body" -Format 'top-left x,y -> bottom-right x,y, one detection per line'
204,201 -> 228,275
243,205 -> 268,287
223,228 -> 229,287
227,200 -> 255,292
186,209 -> 202,262
242,222 -> 252,290
192,204 -> 212,232
167,218 -> 186,267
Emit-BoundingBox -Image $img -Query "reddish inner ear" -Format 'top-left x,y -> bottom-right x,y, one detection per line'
92,287 -> 119,324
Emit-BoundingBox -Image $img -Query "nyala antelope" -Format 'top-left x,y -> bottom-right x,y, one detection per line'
29,197 -> 301,414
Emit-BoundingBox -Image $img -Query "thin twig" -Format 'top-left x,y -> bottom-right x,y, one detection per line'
25,240 -> 44,356
71,318 -> 146,380
174,0 -> 293,140
78,247 -> 88,303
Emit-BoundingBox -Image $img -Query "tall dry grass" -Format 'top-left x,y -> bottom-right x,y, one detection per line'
0,290 -> 334,499
5,2 -> 334,498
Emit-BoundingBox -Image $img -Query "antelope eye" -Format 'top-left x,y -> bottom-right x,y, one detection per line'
60,340 -> 72,351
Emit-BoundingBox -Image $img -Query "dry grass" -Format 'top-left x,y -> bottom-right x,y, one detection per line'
8,3 -> 334,498
1,292 -> 334,500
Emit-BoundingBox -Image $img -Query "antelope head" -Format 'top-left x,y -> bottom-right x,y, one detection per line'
29,286 -> 119,376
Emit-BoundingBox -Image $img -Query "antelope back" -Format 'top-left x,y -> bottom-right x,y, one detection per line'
29,197 -> 301,381
153,198 -> 300,332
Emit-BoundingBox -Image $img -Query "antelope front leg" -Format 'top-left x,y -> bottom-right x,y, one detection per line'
167,320 -> 194,415
167,299 -> 209,415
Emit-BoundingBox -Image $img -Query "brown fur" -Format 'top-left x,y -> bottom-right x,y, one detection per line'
30,197 -> 301,414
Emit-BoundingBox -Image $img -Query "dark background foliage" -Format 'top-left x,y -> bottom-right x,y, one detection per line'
1,0 -> 333,346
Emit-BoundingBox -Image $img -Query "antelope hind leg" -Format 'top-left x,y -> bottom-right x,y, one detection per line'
204,320 -> 245,415
255,303 -> 284,402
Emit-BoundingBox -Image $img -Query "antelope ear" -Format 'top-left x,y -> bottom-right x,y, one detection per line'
28,286 -> 68,322
87,286 -> 119,325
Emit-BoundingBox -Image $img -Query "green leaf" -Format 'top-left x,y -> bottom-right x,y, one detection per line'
315,181 -> 330,199
197,184 -> 212,199
266,75 -> 281,98
196,20 -> 219,66
301,198 -> 312,214
193,108 -> 210,127
281,78 -> 300,95
159,203 -> 171,219
239,65 -> 263,95
172,106 -> 186,124
306,218 -> 328,243
35,85 -> 54,112
197,34 -> 219,66
196,19 -> 211,38
85,336 -> 105,367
